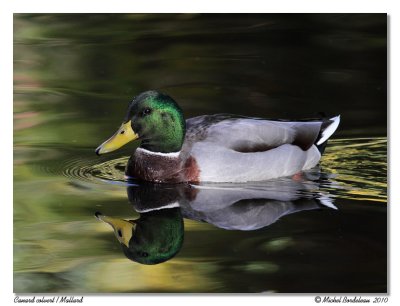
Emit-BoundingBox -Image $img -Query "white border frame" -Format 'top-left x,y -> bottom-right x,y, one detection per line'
4,1 -> 398,306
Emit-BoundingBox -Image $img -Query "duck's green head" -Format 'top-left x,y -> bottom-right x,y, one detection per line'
95,90 -> 186,154
95,208 -> 184,265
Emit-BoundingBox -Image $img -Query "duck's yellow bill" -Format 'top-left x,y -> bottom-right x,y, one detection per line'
95,120 -> 139,155
95,212 -> 135,247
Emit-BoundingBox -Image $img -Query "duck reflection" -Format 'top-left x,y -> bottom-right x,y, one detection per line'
95,174 -> 336,264
95,184 -> 184,265
179,179 -> 336,230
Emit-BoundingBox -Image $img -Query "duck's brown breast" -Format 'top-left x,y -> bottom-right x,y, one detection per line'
182,156 -> 200,183
125,149 -> 200,183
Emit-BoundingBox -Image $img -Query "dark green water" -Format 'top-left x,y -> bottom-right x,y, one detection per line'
14,14 -> 387,293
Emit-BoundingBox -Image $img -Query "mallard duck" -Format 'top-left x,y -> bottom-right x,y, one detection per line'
95,90 -> 340,183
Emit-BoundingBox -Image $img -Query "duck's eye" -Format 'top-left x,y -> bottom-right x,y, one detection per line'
117,229 -> 123,237
142,108 -> 152,116
140,251 -> 149,257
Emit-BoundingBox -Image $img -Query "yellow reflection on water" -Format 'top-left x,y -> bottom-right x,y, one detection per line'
86,259 -> 219,292
321,137 -> 387,203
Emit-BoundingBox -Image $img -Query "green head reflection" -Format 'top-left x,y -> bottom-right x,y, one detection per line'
95,206 -> 184,265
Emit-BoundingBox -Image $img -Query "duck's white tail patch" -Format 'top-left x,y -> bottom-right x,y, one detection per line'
317,194 -> 338,210
316,115 -> 341,145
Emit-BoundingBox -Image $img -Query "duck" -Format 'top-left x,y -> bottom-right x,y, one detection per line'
95,90 -> 340,183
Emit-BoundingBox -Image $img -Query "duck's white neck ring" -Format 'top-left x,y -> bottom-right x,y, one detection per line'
136,201 -> 180,213
136,147 -> 181,158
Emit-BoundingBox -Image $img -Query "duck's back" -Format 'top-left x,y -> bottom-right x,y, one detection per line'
183,114 -> 340,182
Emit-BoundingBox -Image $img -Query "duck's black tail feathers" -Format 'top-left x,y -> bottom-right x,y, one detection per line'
315,115 -> 341,154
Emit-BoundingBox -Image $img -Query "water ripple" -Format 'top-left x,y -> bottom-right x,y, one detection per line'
26,147 -> 130,184
321,137 -> 387,202
24,137 -> 387,202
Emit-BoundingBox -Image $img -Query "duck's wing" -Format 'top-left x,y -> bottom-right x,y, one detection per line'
185,114 -> 340,153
